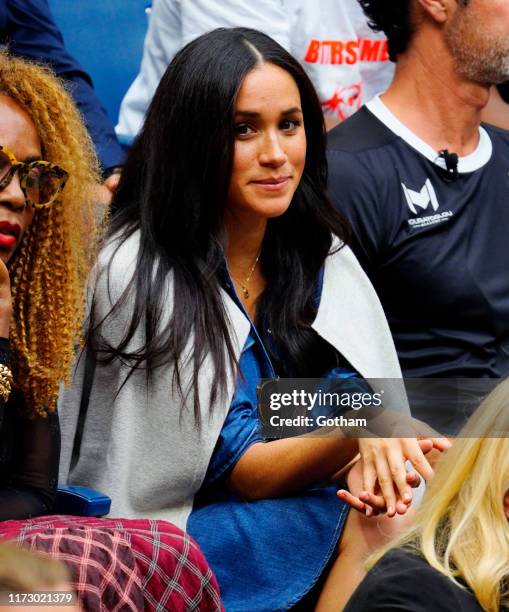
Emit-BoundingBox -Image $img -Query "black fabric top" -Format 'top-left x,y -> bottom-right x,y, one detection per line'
0,337 -> 59,519
328,106 -> 509,379
344,549 -> 484,612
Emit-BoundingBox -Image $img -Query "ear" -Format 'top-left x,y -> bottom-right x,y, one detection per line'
416,0 -> 452,24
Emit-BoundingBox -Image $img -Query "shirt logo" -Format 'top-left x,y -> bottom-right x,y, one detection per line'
321,83 -> 362,121
304,38 -> 390,65
402,179 -> 439,215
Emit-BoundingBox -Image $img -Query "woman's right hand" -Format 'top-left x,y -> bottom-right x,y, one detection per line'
0,258 -> 12,339
339,455 -> 422,516
355,436 -> 451,517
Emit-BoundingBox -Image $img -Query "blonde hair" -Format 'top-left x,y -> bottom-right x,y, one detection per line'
0,543 -> 69,592
368,378 -> 509,612
0,52 -> 104,416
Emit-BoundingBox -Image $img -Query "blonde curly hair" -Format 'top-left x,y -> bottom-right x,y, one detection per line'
0,52 -> 104,416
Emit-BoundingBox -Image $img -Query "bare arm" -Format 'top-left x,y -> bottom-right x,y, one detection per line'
228,432 -> 450,507
227,436 -> 358,501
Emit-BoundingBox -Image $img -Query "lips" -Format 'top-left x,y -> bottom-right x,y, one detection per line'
252,176 -> 291,185
250,176 -> 292,191
0,221 -> 21,249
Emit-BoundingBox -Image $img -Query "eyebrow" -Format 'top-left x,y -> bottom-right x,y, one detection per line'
234,107 -> 303,118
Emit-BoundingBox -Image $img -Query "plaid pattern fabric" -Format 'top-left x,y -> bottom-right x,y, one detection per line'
0,516 -> 223,612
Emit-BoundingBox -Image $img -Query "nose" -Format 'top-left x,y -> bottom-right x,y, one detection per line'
258,132 -> 287,167
0,169 -> 26,211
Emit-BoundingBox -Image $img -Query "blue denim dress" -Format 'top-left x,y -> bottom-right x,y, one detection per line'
188,270 -> 356,612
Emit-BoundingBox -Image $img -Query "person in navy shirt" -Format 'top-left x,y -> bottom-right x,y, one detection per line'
328,0 -> 509,428
0,0 -> 123,180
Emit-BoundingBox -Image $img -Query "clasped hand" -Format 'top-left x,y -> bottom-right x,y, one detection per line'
338,436 -> 451,517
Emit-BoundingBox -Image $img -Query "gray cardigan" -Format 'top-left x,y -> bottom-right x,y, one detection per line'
59,231 -> 407,529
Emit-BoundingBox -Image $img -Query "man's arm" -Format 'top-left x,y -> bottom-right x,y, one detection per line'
5,0 -> 124,170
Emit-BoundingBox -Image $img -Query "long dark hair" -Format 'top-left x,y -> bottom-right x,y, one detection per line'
91,28 -> 349,420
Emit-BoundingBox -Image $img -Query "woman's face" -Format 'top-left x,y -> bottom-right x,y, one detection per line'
227,62 -> 307,221
0,94 -> 39,264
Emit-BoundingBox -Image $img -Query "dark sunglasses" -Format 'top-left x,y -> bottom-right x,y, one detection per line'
0,145 -> 69,208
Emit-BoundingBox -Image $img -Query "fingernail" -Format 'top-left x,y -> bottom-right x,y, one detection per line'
403,493 -> 412,503
366,507 -> 372,517
387,506 -> 394,515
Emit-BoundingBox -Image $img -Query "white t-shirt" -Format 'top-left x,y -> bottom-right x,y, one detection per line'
116,0 -> 394,141
286,0 -> 394,127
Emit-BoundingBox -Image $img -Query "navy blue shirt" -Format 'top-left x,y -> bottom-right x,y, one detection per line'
0,0 -> 123,170
328,98 -> 509,378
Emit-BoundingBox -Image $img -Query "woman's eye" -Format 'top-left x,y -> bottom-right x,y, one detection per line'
280,119 -> 301,131
235,123 -> 255,137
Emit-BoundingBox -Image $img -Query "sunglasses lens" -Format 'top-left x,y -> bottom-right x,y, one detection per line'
0,150 -> 12,182
24,165 -> 65,206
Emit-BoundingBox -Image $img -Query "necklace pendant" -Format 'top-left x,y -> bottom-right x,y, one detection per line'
241,285 -> 249,299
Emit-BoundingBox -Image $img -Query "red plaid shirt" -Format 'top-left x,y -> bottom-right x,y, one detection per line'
0,516 -> 223,611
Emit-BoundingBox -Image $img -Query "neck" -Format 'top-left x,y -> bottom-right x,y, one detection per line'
382,33 -> 491,156
225,210 -> 266,281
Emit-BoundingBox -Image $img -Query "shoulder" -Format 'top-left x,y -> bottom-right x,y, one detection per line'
93,230 -> 139,300
370,548 -> 441,578
482,122 -> 509,148
326,107 -> 400,201
345,549 -> 482,612
327,240 -> 365,275
91,230 -> 248,343
367,549 -> 449,595
98,229 -> 140,272
92,229 -> 173,312
318,240 -> 405,381
324,241 -> 383,303
482,121 -> 509,139
323,240 -> 383,317
327,106 -> 399,154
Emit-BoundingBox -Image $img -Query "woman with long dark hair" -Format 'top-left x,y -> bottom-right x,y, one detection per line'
60,28 -> 446,610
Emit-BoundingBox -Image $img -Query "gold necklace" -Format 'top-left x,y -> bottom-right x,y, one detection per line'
235,250 -> 261,300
